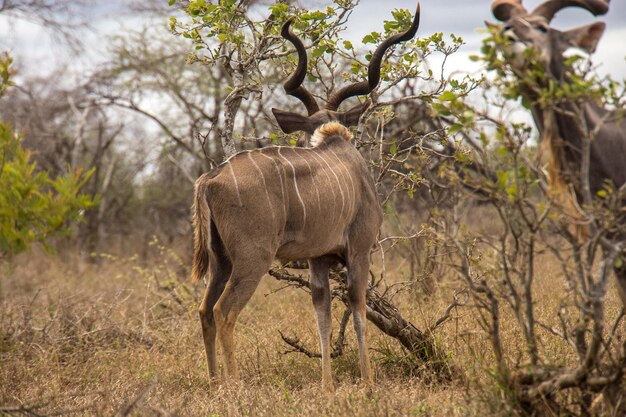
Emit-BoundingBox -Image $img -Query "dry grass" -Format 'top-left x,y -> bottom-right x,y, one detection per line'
0,236 -> 622,416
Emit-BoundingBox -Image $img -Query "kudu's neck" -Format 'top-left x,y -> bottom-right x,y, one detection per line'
515,47 -> 584,195
519,55 -> 616,197
521,50 -> 598,145
521,36 -> 606,136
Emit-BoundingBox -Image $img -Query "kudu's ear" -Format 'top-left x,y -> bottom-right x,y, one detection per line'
337,101 -> 370,127
272,108 -> 317,134
563,22 -> 605,53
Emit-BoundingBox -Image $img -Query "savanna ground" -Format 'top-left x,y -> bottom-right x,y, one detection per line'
2,212 -> 623,417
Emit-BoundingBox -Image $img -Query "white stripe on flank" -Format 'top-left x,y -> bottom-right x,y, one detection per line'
307,150 -> 339,229
221,149 -> 252,166
278,148 -> 307,229
328,148 -> 356,215
248,152 -> 276,227
227,163 -> 243,206
308,151 -> 337,200
314,150 -> 345,219
259,152 -> 287,220
291,149 -> 322,215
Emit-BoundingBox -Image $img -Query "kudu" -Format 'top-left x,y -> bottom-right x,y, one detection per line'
192,6 -> 420,390
490,0 -> 626,307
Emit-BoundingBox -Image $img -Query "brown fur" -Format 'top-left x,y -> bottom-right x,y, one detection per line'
191,139 -> 383,390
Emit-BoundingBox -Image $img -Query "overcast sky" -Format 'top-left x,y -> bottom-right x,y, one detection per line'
0,0 -> 624,81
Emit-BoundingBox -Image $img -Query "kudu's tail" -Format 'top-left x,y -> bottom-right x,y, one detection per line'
192,178 -> 211,284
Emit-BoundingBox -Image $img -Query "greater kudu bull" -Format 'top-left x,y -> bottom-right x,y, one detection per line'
489,0 -> 626,307
192,5 -> 420,390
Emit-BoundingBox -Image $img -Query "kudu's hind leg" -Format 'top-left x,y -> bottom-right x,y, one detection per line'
309,256 -> 335,391
213,256 -> 272,381
347,255 -> 373,385
198,251 -> 231,382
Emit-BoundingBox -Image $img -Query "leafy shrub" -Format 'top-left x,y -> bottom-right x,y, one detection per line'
0,53 -> 95,258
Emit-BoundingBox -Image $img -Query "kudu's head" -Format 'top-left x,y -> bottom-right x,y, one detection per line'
490,0 -> 608,77
272,5 -> 420,136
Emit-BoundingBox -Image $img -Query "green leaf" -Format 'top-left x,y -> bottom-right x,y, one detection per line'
312,45 -> 325,58
269,3 -> 288,15
506,184 -> 517,199
362,33 -> 379,44
384,21 -> 399,31
448,124 -> 463,134
438,91 -> 457,101
496,170 -> 508,190
168,17 -> 177,30
389,141 -> 397,155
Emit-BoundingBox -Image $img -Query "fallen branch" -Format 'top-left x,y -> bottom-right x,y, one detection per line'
269,266 -> 454,377
278,307 -> 351,358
